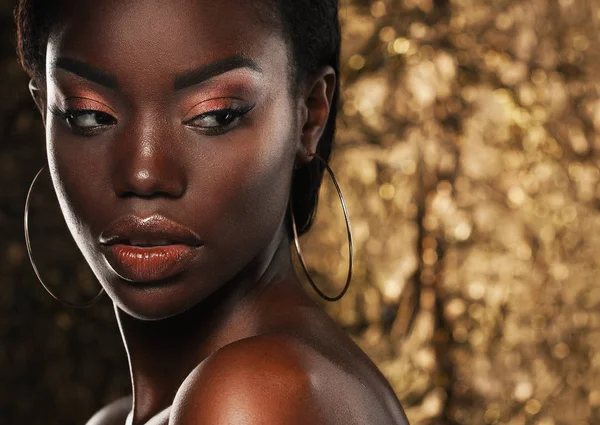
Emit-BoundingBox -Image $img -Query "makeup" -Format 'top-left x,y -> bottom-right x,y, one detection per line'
107,244 -> 199,283
99,214 -> 203,283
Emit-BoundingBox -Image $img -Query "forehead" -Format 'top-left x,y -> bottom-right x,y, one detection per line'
46,0 -> 287,90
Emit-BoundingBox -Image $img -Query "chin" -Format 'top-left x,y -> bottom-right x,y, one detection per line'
101,270 -> 219,321
78,240 -> 218,320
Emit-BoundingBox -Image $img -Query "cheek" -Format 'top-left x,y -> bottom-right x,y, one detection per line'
193,105 -> 297,252
46,120 -> 83,228
45,119 -> 110,248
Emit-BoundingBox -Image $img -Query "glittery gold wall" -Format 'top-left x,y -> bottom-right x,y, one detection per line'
300,1 -> 599,424
1,0 -> 598,424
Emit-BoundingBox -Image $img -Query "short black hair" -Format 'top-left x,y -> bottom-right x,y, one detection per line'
14,0 -> 341,238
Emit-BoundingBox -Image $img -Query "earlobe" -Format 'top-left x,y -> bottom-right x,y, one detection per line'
296,66 -> 336,165
28,79 -> 47,125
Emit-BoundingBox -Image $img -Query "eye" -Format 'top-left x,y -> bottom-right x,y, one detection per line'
67,110 -> 115,129
192,110 -> 237,128
50,106 -> 117,136
185,105 -> 254,136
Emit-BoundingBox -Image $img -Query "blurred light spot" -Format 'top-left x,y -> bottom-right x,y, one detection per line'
349,54 -> 366,70
532,315 -> 546,330
421,288 -> 436,308
405,203 -> 418,219
589,390 -> 600,406
493,88 -> 512,104
484,405 -> 500,423
55,313 -> 72,330
573,35 -> 589,51
421,389 -> 445,416
445,298 -> 466,320
525,399 -> 542,415
423,248 -> 438,266
382,278 -> 402,302
568,162 -> 583,181
392,37 -> 410,55
516,243 -> 532,260
561,205 -> 577,223
514,381 -> 533,401
379,26 -> 396,42
379,183 -> 395,200
508,187 -> 526,206
467,281 -> 486,300
370,1 -> 386,18
423,215 -> 439,231
468,304 -> 484,320
7,242 -> 25,265
551,263 -> 570,280
552,343 -> 570,359
343,102 -> 358,116
358,161 -> 377,184
469,329 -> 484,346
401,159 -> 417,175
416,347 -> 436,371
495,13 -> 513,30
454,221 -> 472,241
432,193 -> 452,213
409,22 -> 428,39
531,69 -> 547,85
453,326 -> 468,342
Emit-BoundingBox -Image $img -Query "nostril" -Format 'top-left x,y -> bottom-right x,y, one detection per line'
118,190 -> 184,200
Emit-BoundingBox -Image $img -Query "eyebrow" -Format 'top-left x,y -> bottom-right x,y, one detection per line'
54,57 -> 119,89
53,55 -> 262,92
173,55 -> 263,91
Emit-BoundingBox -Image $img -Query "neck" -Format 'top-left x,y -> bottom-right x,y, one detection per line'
115,231 -> 303,424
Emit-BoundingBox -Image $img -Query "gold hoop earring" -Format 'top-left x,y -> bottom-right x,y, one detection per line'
24,166 -> 104,308
290,152 -> 353,302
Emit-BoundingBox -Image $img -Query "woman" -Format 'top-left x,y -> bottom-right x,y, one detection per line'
16,0 -> 410,424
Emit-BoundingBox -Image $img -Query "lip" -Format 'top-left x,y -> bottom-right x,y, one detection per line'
99,214 -> 202,283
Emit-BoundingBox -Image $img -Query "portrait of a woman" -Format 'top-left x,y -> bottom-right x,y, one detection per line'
14,0 -> 411,423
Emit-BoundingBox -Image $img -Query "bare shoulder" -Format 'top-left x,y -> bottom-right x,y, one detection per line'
169,333 -> 410,425
85,395 -> 132,425
169,333 -> 322,424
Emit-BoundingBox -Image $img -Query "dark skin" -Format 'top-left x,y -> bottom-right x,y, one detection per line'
29,1 -> 410,424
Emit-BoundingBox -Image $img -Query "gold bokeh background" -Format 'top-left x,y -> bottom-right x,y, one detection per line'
0,0 -> 598,424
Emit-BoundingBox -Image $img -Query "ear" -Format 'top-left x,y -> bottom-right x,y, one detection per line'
29,79 -> 47,126
295,66 -> 336,165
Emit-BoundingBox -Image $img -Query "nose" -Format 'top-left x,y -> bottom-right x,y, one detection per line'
112,123 -> 187,199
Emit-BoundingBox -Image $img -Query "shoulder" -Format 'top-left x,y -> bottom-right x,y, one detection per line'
85,395 -> 132,425
169,333 -> 326,425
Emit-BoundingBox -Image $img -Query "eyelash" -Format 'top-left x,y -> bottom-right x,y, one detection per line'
49,104 -> 255,137
49,106 -> 116,137
184,104 -> 255,136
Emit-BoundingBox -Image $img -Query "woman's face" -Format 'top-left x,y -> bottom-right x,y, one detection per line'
41,0 -> 303,319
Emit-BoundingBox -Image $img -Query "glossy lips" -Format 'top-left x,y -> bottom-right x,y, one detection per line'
99,214 -> 202,283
